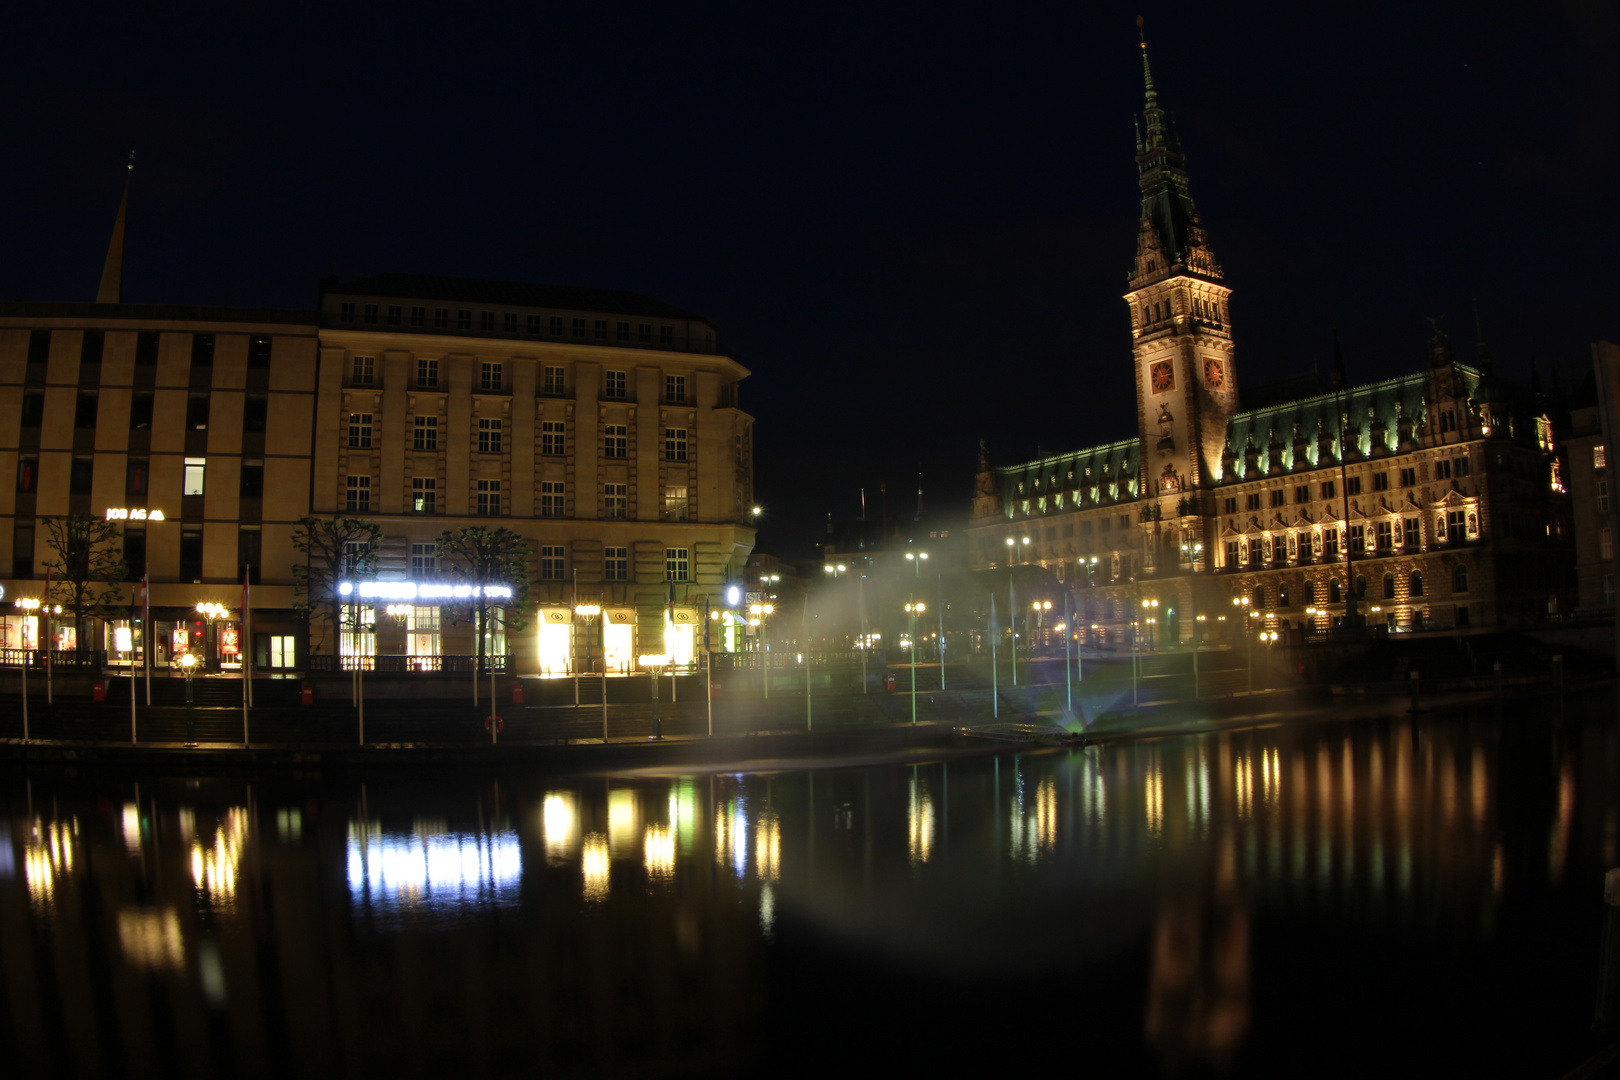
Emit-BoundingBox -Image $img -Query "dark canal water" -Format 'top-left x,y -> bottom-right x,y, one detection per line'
4,693 -> 1620,1078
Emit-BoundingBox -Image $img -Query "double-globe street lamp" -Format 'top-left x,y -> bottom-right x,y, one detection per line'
905,550 -> 945,690
903,601 -> 926,726
1002,536 -> 1030,684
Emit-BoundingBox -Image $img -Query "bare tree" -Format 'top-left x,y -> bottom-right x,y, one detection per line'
41,514 -> 127,656
292,516 -> 383,656
435,525 -> 533,678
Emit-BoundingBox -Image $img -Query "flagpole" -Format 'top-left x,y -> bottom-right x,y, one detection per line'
242,566 -> 251,746
990,593 -> 999,720
129,582 -> 138,743
143,571 -> 151,707
44,568 -> 52,705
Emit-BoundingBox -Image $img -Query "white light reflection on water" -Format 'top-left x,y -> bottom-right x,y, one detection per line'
644,824 -> 675,881
714,798 -> 748,878
582,833 -> 610,901
755,811 -> 780,882
191,808 -> 249,909
1010,777 -> 1056,863
609,789 -> 640,858
25,819 -> 75,905
122,803 -> 142,853
759,883 -> 776,939
346,821 -> 522,913
542,792 -> 579,865
908,777 -> 934,865
118,908 -> 184,969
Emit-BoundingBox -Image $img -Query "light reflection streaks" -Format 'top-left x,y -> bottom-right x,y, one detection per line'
755,811 -> 780,882
191,808 -> 249,908
908,777 -> 934,864
582,833 -> 610,901
25,818 -> 76,905
118,908 -> 184,969
644,824 -> 675,881
346,821 -> 522,913
542,792 -> 579,865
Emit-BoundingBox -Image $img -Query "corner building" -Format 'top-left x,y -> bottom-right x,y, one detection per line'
312,275 -> 757,674
968,43 -> 1574,643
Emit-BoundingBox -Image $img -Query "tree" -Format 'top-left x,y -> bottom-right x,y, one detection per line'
41,514 -> 127,655
292,516 -> 384,656
435,525 -> 533,681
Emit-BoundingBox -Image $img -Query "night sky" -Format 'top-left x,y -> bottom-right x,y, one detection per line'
4,3 -> 1615,561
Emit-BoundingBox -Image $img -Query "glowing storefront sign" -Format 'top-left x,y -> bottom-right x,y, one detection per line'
337,581 -> 514,601
105,508 -> 165,521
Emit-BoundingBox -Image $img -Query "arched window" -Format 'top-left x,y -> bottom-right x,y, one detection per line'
1355,575 -> 1367,598
1153,302 -> 1161,323
1279,585 -> 1291,608
1252,585 -> 1265,607
1410,571 -> 1424,597
1303,581 -> 1316,605
1142,303 -> 1150,325
1454,564 -> 1470,593
1382,573 -> 1396,599
1330,579 -> 1342,603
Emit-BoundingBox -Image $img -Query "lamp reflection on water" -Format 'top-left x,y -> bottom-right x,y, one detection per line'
122,803 -> 142,854
542,792 -> 578,865
119,908 -> 184,969
754,811 -> 780,883
608,789 -> 640,858
25,818 -> 76,905
644,824 -> 675,880
715,798 -> 748,878
192,808 -> 249,908
346,820 -> 522,912
582,833 -> 610,902
908,776 -> 934,865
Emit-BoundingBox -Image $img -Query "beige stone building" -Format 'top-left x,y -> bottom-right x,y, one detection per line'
311,275 -> 757,674
968,43 -> 1575,645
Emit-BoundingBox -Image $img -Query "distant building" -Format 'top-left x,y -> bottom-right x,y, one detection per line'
968,38 -> 1575,645
1572,342 -> 1620,614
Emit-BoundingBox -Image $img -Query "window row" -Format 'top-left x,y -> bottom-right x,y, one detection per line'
16,455 -> 261,499
23,330 -> 274,371
1220,457 -> 1475,514
353,414 -> 689,461
345,355 -> 691,403
365,539 -> 689,583
20,390 -> 272,433
350,477 -> 689,521
337,303 -> 682,344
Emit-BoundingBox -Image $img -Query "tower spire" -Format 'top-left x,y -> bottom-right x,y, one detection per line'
96,152 -> 134,304
1137,16 -> 1166,147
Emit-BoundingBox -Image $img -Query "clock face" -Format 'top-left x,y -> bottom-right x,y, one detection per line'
1204,357 -> 1225,389
1150,360 -> 1175,394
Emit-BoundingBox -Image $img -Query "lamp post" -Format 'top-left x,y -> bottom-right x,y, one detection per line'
641,653 -> 669,740
903,601 -> 926,726
1142,598 -> 1159,651
905,551 -> 932,681
178,651 -> 197,746
1232,595 -> 1253,693
748,602 -> 775,698
1003,536 -> 1029,685
14,597 -> 38,741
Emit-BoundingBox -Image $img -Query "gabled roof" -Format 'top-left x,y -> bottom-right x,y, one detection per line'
992,437 -> 1141,519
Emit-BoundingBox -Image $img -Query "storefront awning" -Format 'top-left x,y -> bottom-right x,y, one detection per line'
605,607 -> 638,625
538,606 -> 573,625
668,606 -> 701,625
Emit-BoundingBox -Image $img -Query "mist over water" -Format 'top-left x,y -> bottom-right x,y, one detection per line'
1,693 -> 1617,1076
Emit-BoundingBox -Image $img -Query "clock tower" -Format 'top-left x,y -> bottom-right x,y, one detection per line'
1125,28 -> 1237,506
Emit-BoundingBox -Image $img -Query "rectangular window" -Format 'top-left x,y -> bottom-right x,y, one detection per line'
1600,479 -> 1611,513
659,326 -> 673,346
604,483 -> 626,519
411,306 -> 426,327
1345,475 -> 1362,496
664,427 -> 688,462
526,314 -> 541,335
417,357 -> 438,387
240,460 -> 263,498
1376,520 -> 1393,551
129,391 -> 153,430
1597,446 -> 1609,469
435,308 -> 449,329
1225,540 -> 1240,567
1294,484 -> 1309,504
638,324 -> 652,343
478,418 -> 503,453
1222,497 -> 1237,514
70,457 -> 92,495
477,479 -> 502,516
126,458 -> 148,497
351,355 -> 374,385
1348,523 -> 1365,554
123,528 -> 146,581
664,485 -> 689,521
20,391 -> 43,428
1269,489 -> 1285,507
413,415 -> 438,450
412,477 -> 437,514
616,321 -> 630,341
342,540 -> 368,574
1399,466 -> 1417,487
665,547 -> 689,581
571,317 -> 586,338
549,315 -> 564,336
604,546 -> 628,581
540,545 -> 565,580
239,526 -> 262,584
1321,480 -> 1336,500
184,457 -> 206,496
191,333 -> 215,367
666,374 -> 688,403
1245,493 -> 1261,511
1372,472 -> 1389,491
594,319 -> 608,340
179,528 -> 203,581
604,370 -> 627,398
346,474 -> 371,512
503,313 -> 517,333
363,304 -> 379,325
543,366 -> 565,395
1455,454 -> 1472,477
457,310 -> 472,330
1447,509 -> 1466,544
75,391 -> 98,429
348,413 -> 373,449
1404,517 -> 1421,549
480,312 -> 495,332
1436,459 -> 1452,480
540,481 -> 565,518
248,336 -> 273,369
80,329 -> 105,365
18,455 -> 38,493
340,303 -> 355,323
244,394 -> 268,432
480,362 -> 503,391
387,305 -> 402,326
135,331 -> 160,366
411,542 -> 437,575
541,420 -> 565,456
1602,528 -> 1614,561
186,394 -> 209,431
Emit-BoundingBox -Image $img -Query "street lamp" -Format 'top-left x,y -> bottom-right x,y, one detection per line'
748,602 -> 775,697
1141,598 -> 1158,650
903,601 -> 926,726
1003,537 -> 1028,685
178,651 -> 198,746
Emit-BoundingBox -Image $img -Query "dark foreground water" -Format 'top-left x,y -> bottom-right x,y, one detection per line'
3,694 -> 1620,1078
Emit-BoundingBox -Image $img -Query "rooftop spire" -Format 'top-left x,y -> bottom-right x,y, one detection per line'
1137,16 -> 1167,146
95,151 -> 134,304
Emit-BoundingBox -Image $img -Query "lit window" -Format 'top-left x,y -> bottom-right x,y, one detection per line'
665,547 -> 689,581
1597,446 -> 1609,469
413,415 -> 438,450
412,477 -> 437,514
478,418 -> 503,453
664,485 -> 689,521
183,457 -> 206,496
345,475 -> 370,513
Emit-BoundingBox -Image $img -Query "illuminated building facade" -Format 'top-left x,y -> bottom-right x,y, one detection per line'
968,41 -> 1575,643
311,275 -> 757,674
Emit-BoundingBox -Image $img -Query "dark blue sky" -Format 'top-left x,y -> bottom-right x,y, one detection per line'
4,2 -> 1615,559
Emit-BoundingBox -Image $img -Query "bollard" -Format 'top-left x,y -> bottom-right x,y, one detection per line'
1409,670 -> 1420,714
1494,661 -> 1503,700
1597,870 -> 1620,1029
